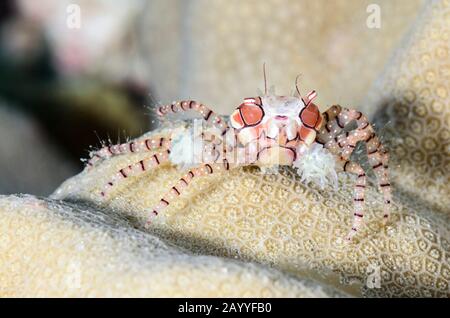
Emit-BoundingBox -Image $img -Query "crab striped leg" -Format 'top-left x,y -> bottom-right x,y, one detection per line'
338,130 -> 391,222
317,105 -> 391,225
338,160 -> 367,241
145,160 -> 234,228
317,105 -> 373,147
87,137 -> 171,168
368,142 -> 391,223
157,100 -> 229,135
100,149 -> 170,197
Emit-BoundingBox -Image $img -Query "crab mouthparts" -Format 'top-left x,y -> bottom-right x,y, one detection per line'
275,115 -> 288,120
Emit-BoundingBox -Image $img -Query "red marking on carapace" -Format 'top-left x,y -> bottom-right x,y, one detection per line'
300,103 -> 320,128
239,104 -> 264,126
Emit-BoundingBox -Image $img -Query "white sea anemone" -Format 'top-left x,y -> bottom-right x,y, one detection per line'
293,143 -> 338,189
169,128 -> 203,169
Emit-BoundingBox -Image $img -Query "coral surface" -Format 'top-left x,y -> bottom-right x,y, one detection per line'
1,0 -> 448,297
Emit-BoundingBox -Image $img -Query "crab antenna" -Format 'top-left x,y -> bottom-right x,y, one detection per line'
263,63 -> 268,95
306,90 -> 317,105
295,75 -> 302,98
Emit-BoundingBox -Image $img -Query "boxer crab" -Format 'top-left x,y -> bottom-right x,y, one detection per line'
87,78 -> 391,241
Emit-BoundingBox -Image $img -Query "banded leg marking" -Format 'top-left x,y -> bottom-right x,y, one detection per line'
88,137 -> 171,168
100,149 -> 171,197
318,105 -> 392,238
157,100 -> 229,135
341,160 -> 367,241
145,160 -> 233,227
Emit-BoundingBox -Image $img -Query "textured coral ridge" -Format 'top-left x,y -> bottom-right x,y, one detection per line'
0,194 -> 346,297
363,0 -> 450,214
47,129 -> 449,298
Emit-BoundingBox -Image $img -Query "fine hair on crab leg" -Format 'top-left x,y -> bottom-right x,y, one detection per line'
145,160 -> 234,228
157,100 -> 229,135
100,149 -> 171,197
317,105 -> 392,234
338,160 -> 367,241
87,136 -> 171,168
